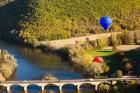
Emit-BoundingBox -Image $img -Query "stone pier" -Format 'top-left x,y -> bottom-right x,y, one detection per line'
6,86 -> 11,93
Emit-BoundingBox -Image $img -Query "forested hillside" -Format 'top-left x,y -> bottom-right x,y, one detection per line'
0,0 -> 140,45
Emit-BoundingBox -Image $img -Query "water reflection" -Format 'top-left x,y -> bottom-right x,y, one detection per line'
0,40 -> 85,93
11,85 -> 24,93
45,85 -> 59,93
9,86 -> 96,93
28,85 -> 41,93
0,40 -> 83,80
62,84 -> 77,93
0,84 -> 96,93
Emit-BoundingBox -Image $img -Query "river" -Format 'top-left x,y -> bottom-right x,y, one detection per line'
0,40 -> 84,80
0,40 -> 96,93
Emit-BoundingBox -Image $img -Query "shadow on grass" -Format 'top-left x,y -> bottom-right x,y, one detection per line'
96,50 -> 114,53
101,48 -> 140,76
101,53 -> 123,75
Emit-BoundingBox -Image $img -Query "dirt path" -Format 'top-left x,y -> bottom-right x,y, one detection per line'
40,32 -> 121,49
103,45 -> 140,51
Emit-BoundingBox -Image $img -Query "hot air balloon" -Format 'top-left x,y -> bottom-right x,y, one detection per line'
93,56 -> 104,63
100,16 -> 112,30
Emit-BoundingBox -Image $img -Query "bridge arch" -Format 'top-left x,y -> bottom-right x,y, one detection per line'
79,83 -> 95,88
10,84 -> 24,87
44,84 -> 59,93
10,84 -> 24,93
45,84 -> 58,87
62,83 -> 77,92
62,83 -> 77,88
79,83 -> 96,93
27,84 -> 42,93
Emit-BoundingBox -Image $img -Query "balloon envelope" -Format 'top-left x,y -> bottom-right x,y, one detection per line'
100,16 -> 112,30
93,56 -> 104,63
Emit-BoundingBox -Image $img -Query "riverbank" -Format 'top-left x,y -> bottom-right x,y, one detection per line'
0,31 -> 140,80
39,31 -> 140,78
0,49 -> 17,81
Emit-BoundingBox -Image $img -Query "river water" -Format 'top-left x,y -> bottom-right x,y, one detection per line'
0,40 -> 96,93
0,40 -> 83,80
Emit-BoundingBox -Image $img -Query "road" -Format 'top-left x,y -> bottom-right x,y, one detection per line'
40,32 -> 121,49
1,78 -> 140,84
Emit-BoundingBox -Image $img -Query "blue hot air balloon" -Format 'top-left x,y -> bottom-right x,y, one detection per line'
100,16 -> 112,30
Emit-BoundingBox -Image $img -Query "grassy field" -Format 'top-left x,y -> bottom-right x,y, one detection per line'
85,50 -> 122,75
85,49 -> 140,75
85,50 -> 116,57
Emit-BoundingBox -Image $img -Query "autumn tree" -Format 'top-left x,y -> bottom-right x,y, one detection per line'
115,70 -> 123,78
110,34 -> 119,51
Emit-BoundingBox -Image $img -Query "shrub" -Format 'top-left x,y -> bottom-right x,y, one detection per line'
81,42 -> 93,50
110,33 -> 121,45
122,30 -> 129,44
124,62 -> 133,74
122,30 -> 135,45
0,65 -> 12,78
111,86 -> 119,93
116,34 -> 123,45
68,45 -> 85,58
98,83 -> 111,93
81,54 -> 93,68
102,64 -> 110,74
115,70 -> 123,78
89,40 -> 98,49
97,37 -> 109,48
122,57 -> 129,63
134,31 -> 140,44
91,63 -> 109,76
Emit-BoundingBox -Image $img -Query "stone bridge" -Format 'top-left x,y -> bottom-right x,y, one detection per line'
0,78 -> 140,93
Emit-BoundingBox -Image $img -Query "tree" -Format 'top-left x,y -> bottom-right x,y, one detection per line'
115,70 -> 123,78
19,0 -> 49,43
98,83 -> 111,93
122,30 -> 135,45
110,34 -> 119,51
124,62 -> 133,75
102,64 -> 110,75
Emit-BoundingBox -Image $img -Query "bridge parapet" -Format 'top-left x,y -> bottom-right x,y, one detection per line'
0,78 -> 139,93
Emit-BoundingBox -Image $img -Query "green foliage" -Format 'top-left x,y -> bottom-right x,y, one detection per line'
0,49 -> 17,79
0,0 -> 139,43
15,0 -> 140,43
134,31 -> 140,44
89,40 -> 98,49
110,34 -> 120,51
112,81 -> 140,93
122,30 -> 135,45
91,63 -> 110,75
69,44 -> 111,76
110,34 -> 121,46
115,70 -> 123,78
97,37 -> 109,48
98,83 -> 111,93
81,42 -> 93,50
